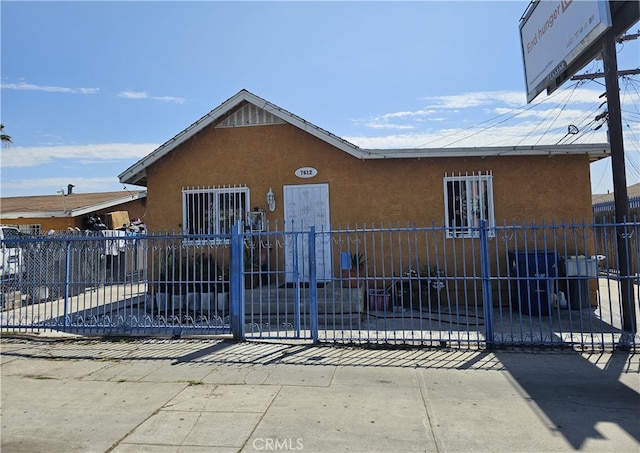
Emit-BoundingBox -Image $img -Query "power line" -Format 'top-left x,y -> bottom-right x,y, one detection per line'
571,68 -> 640,80
411,84 -> 578,149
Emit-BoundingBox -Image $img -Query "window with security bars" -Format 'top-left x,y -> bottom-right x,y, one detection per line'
16,224 -> 40,235
444,172 -> 495,238
182,186 -> 250,238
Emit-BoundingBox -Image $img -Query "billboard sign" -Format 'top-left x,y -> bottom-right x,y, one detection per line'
520,0 -> 612,103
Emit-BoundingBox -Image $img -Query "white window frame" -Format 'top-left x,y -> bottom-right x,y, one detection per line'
443,172 -> 495,238
182,186 -> 250,242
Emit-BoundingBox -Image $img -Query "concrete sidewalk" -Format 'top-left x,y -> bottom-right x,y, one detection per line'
1,336 -> 638,453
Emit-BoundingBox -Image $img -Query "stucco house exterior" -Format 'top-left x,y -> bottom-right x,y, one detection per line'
118,89 -> 609,285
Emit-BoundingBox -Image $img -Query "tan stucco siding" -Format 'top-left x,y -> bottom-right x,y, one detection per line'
145,122 -> 593,232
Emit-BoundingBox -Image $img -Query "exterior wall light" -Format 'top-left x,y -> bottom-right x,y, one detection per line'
267,187 -> 276,211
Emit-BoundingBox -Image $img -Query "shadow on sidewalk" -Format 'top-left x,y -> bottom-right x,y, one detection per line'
494,347 -> 639,450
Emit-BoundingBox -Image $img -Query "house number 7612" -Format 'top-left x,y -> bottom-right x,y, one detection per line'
295,167 -> 318,179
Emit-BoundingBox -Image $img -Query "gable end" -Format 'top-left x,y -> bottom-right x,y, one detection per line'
217,103 -> 285,128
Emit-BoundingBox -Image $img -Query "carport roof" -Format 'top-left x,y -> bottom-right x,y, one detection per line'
0,190 -> 146,219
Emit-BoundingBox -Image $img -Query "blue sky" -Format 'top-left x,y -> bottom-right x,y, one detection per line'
1,0 -> 639,198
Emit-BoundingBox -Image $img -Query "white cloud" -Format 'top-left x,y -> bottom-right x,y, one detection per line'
152,96 -> 185,104
490,106 -> 603,124
353,91 -> 528,131
0,143 -> 158,168
1,81 -> 184,103
359,121 -> 416,130
380,109 -> 437,120
423,91 -> 526,109
118,91 -> 185,104
344,119 -> 612,149
356,109 -> 440,130
349,86 -> 626,149
0,81 -> 99,94
118,90 -> 148,99
0,176 -> 144,197
423,88 -> 603,111
1,176 -> 121,193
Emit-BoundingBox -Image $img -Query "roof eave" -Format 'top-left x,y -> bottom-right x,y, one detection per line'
359,143 -> 611,162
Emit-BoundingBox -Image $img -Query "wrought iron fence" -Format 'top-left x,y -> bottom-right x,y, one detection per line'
1,221 -> 638,351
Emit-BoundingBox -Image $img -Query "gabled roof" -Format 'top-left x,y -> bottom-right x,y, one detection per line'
0,190 -> 146,219
118,89 -> 611,187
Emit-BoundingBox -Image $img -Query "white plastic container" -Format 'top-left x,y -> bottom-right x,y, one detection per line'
565,257 -> 598,277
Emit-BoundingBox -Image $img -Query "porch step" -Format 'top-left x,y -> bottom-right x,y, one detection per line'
243,282 -> 365,327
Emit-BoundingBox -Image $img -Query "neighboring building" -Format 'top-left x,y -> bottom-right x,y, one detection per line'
592,183 -> 640,222
0,189 -> 147,234
118,89 -> 609,279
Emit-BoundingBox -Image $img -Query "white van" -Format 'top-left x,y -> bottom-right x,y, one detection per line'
1,225 -> 25,278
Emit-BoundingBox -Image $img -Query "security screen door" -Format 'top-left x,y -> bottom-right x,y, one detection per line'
283,183 -> 332,282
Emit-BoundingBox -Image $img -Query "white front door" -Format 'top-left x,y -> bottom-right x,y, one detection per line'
283,183 -> 332,282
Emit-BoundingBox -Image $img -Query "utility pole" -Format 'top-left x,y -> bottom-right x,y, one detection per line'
570,29 -> 638,336
601,28 -> 637,335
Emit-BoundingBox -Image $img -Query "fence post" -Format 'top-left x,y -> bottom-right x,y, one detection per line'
479,220 -> 495,349
293,230 -> 301,336
619,221 -> 637,338
230,222 -> 245,340
63,239 -> 71,329
308,227 -> 318,344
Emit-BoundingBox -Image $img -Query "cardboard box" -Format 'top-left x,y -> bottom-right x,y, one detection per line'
106,211 -> 130,230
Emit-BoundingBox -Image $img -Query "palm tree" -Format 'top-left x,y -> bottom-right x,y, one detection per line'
1,123 -> 12,147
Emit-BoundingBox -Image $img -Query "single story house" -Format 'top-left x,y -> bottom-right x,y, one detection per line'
119,89 -> 609,283
0,188 -> 147,234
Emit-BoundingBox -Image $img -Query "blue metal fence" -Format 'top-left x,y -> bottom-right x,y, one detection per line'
1,220 -> 638,350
